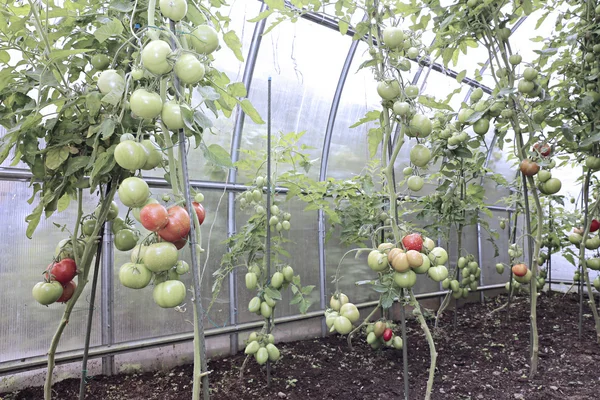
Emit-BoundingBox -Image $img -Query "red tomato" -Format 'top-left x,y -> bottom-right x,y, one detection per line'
520,159 -> 539,176
591,219 -> 600,233
512,263 -> 528,277
533,142 -> 551,157
46,259 -> 77,284
192,202 -> 205,225
402,233 -> 423,252
383,328 -> 393,342
140,203 -> 169,231
57,281 -> 77,303
158,206 -> 191,243
173,238 -> 187,250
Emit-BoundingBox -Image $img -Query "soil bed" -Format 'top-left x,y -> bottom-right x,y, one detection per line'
3,292 -> 600,399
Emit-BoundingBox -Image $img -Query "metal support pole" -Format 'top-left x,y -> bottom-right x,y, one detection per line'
100,221 -> 114,376
400,289 -> 409,400
317,26 -> 362,335
265,77 -> 273,386
226,2 -> 268,355
548,203 -> 552,295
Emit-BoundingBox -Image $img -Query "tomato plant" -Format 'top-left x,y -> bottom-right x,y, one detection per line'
45,259 -> 77,284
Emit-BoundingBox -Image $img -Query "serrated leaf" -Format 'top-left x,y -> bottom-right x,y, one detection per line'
49,48 -> 94,61
57,193 -> 71,212
338,20 -> 349,35
265,286 -> 282,300
25,202 -> 44,239
289,294 -> 302,305
100,118 -> 116,139
247,9 -> 274,23
86,92 -> 102,119
454,147 -> 473,158
456,69 -> 466,84
65,156 -> 90,176
194,110 -> 213,129
223,31 -> 244,61
240,99 -> 264,124
203,143 -> 233,168
465,111 -> 484,123
94,18 -> 124,43
227,82 -> 247,97
109,0 -> 134,12
301,285 -> 315,295
580,132 -> 600,147
349,110 -> 380,128
198,85 -> 220,101
367,127 -> 382,158
45,147 -> 70,170
418,95 -> 453,111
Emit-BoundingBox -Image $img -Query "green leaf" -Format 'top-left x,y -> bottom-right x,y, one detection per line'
0,130 -> 18,165
349,110 -> 380,128
94,18 -> 124,43
338,20 -> 349,35
57,193 -> 71,212
227,82 -> 248,97
264,286 -> 282,300
45,147 -> 70,170
367,127 -> 382,158
240,99 -> 264,124
454,147 -> 473,158
223,31 -> 244,61
247,9 -> 274,23
456,69 -> 466,84
465,111 -> 484,123
203,144 -> 233,168
301,285 -> 315,295
521,0 -> 533,15
109,0 -> 135,12
265,0 -> 286,10
418,95 -> 453,111
65,156 -> 90,176
49,48 -> 94,62
86,92 -> 102,119
197,85 -> 220,101
580,132 -> 600,147
194,110 -> 213,130
25,202 -> 44,239
100,118 -> 116,139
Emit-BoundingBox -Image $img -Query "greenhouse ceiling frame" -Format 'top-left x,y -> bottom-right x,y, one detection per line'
0,1 -> 532,376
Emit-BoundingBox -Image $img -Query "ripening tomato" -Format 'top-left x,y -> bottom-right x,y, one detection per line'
57,281 -> 77,303
533,142 -> 551,157
591,219 -> 600,233
46,259 -> 77,284
192,202 -> 206,225
512,263 -> 528,277
140,203 -> 169,231
519,159 -> 539,176
158,206 -> 191,243
402,233 -> 423,252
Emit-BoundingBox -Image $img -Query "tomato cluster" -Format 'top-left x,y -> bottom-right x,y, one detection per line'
32,242 -> 80,306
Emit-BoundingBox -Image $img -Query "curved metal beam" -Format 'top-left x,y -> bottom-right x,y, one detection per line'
226,1 -> 268,354
317,26 -> 363,336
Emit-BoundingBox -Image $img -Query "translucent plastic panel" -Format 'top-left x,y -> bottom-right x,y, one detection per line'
327,41 -> 419,181
112,188 -> 229,343
238,18 -> 350,183
235,197 -> 320,324
480,209 -> 512,286
0,181 -> 102,362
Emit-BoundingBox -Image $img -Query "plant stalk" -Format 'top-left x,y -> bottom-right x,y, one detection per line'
409,290 -> 436,400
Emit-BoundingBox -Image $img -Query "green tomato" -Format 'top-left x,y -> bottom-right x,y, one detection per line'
130,89 -> 163,119
409,144 -> 431,167
403,166 -> 413,175
118,177 -> 149,208
428,247 -> 448,266
114,229 -> 139,251
266,343 -> 280,361
509,54 -> 522,65
248,297 -> 261,313
406,47 -> 419,59
382,27 -> 405,48
244,341 -> 260,355
94,201 -> 119,221
377,80 -> 401,100
405,85 -> 419,99
131,68 -> 144,80
114,140 -> 148,171
174,53 -> 205,85
498,27 -> 511,41
245,272 -> 258,289
340,302 -> 360,323
190,25 -> 219,54
97,70 -> 124,94
586,156 -> 600,171
397,58 -> 411,71
281,220 -> 291,230
91,54 -> 111,70
412,253 -> 430,274
407,175 -> 424,192
473,118 -> 489,135
255,347 -> 269,365
32,281 -> 64,305
393,101 -> 411,116
408,114 -> 432,138
141,40 -> 173,75
260,302 -> 273,318
161,101 -> 185,131
252,189 -> 262,202
282,265 -> 294,282
428,265 -> 449,282
393,270 -> 417,288
458,108 -> 474,124
518,80 -> 535,94
539,178 -> 561,195
159,0 -> 187,21
270,272 -> 284,289
538,170 -> 551,183
367,250 -> 389,272
333,316 -> 353,334
470,88 -> 483,103
143,242 -> 178,272
141,139 -> 163,170
194,193 -> 205,203
119,263 -> 152,289
153,280 -> 186,308
82,219 -> 96,236
523,67 -> 538,81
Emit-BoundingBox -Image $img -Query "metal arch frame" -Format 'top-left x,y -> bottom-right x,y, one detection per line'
226,1 -> 269,355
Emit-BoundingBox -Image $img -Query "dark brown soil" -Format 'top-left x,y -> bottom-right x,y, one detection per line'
3,292 -> 600,400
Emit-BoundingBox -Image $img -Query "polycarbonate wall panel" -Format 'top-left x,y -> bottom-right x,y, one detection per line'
234,197 -> 320,324
480,209 -> 512,286
237,18 -> 349,183
112,188 -> 229,343
0,181 -> 102,362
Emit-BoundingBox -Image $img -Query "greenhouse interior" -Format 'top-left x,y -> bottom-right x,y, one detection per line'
1,0 -> 600,399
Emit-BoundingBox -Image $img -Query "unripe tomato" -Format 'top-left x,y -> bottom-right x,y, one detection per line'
161,101 -> 185,131
408,114 -> 432,138
130,89 -> 163,119
377,80 -> 401,100
537,170 -> 551,183
153,280 -> 186,308
509,54 -> 522,65
114,140 -> 148,171
245,272 -> 258,289
329,293 -> 349,311
473,118 -> 489,135
119,263 -> 152,289
141,139 -> 163,170
91,54 -> 111,70
32,281 -> 64,305
333,316 -> 353,334
266,343 -> 280,361
131,68 -> 144,80
518,79 -> 535,94
428,265 -> 449,282
248,297 -> 261,313
409,144 -> 431,167
118,177 -> 150,208
405,84 -> 419,99
82,219 -> 96,236
141,40 -> 173,75
282,265 -> 294,282
523,67 -> 538,81
428,247 -> 448,266
190,25 -> 219,54
407,176 -> 424,191
255,347 -> 269,365
393,270 -> 417,288
97,70 -> 124,94
412,254 -> 430,274
174,53 -> 205,85
470,87 -> 483,103
382,27 -> 404,48
159,0 -> 188,21
271,272 -> 284,289
143,242 -> 178,272
244,341 -> 260,355
260,302 -> 272,318
393,101 -> 410,116
406,47 -> 419,59
368,250 -> 389,272
114,229 -> 139,251
340,303 -> 360,323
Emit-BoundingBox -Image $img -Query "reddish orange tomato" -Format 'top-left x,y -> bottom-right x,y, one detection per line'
512,263 -> 528,277
158,206 -> 191,243
520,159 -> 540,176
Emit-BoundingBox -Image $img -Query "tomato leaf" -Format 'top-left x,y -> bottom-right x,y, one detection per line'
65,156 -> 90,176
338,20 -> 349,35
45,147 -> 70,170
86,92 -> 103,120
25,202 -> 44,239
0,130 -> 18,165
203,143 -> 233,168
455,69 -> 466,84
197,85 -> 220,101
367,127 -> 382,158
247,9 -> 274,23
264,286 -> 282,300
194,110 -> 213,130
418,95 -> 453,111
240,99 -> 264,124
349,110 -> 380,128
49,49 -> 95,62
223,31 -> 244,62
227,82 -> 248,97
109,0 -> 135,12
100,118 -> 116,139
57,193 -> 71,212
94,18 -> 124,43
